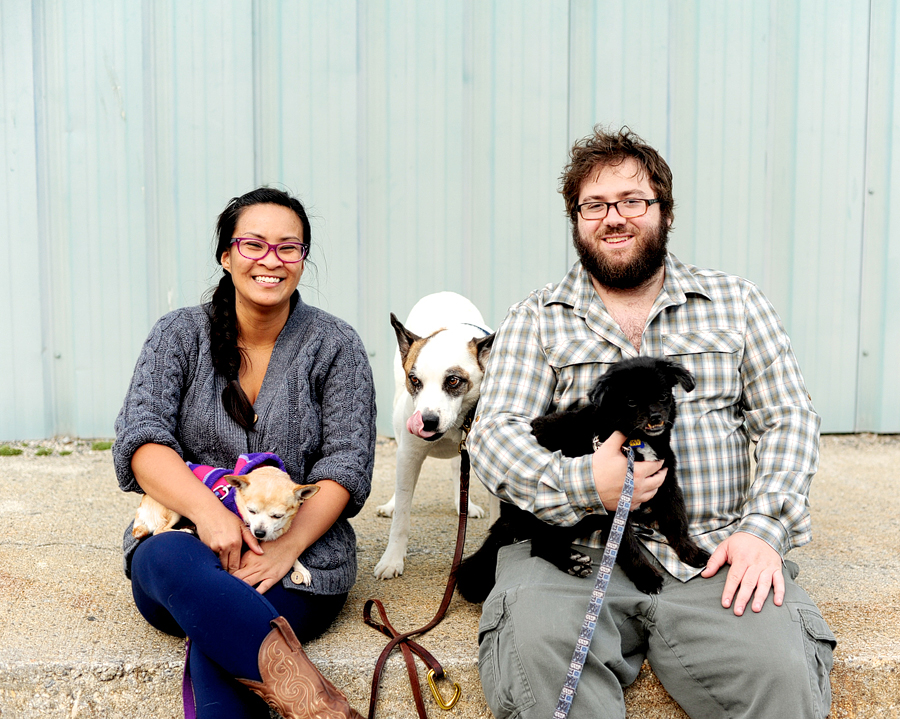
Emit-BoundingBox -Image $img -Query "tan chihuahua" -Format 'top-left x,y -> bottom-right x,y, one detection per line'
133,466 -> 319,584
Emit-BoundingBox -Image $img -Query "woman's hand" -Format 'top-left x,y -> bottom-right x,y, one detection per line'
131,444 -> 263,573
234,536 -> 299,594
592,431 -> 667,511
233,479 -> 352,593
194,507 -> 262,574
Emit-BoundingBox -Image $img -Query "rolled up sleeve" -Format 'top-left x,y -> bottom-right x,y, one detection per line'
468,303 -> 602,526
112,314 -> 190,493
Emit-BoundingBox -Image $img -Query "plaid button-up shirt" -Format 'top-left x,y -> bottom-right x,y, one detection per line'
468,254 -> 820,581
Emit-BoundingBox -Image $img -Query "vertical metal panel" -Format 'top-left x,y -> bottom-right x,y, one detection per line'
1,0 -> 898,439
568,0 -> 870,433
252,0 -> 360,326
31,0 -> 152,437
357,0 -> 570,431
142,0 -> 255,317
860,0 -> 900,432
0,1 -> 47,439
667,0 -> 869,432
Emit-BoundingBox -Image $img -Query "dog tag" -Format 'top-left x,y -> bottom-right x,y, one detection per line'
627,439 -> 645,449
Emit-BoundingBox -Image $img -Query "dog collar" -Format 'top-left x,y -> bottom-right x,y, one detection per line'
592,436 -> 646,453
460,322 -> 491,336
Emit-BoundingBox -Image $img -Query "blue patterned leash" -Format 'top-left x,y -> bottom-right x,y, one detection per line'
553,445 -> 635,719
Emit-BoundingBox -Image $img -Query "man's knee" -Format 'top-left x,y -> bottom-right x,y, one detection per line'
477,578 -> 636,719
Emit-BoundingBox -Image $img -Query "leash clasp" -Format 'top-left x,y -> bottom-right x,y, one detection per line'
426,669 -> 461,710
458,411 -> 474,453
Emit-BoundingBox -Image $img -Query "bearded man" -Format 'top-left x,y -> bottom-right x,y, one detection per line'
467,127 -> 835,719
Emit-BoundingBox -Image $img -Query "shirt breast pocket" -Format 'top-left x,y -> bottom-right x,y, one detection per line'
545,341 -> 621,410
662,331 -> 744,404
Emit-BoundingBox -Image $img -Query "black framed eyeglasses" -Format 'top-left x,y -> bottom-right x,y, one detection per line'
576,198 -> 661,220
230,238 -> 309,263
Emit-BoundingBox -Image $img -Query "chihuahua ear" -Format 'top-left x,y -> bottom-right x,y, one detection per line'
294,484 -> 320,502
390,313 -> 422,363
665,361 -> 696,393
225,475 -> 249,490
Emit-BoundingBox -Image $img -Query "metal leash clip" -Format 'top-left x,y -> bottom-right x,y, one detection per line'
426,669 -> 462,710
458,411 -> 474,453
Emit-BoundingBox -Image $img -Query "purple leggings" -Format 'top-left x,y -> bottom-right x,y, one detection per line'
131,531 -> 347,719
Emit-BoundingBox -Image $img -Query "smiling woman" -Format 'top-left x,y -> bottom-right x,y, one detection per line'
212,190 -> 314,428
112,187 -> 375,718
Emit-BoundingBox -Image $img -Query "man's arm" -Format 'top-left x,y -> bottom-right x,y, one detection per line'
703,282 -> 820,615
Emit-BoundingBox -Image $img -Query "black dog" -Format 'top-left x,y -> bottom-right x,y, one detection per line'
456,357 -> 710,603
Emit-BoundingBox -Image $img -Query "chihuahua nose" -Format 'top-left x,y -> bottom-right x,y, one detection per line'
421,412 -> 441,433
254,529 -> 267,539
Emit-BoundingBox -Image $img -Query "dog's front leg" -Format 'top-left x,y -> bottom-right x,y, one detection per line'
374,447 -> 427,579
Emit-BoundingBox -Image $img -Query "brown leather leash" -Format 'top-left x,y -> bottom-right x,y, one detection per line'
364,414 -> 474,719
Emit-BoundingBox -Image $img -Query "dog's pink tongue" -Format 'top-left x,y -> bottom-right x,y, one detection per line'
407,411 -> 436,438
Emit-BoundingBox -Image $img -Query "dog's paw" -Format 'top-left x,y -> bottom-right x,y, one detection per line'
291,562 -> 313,586
374,551 -> 405,580
632,568 -> 664,595
375,501 -> 395,518
566,551 -> 594,578
680,545 -> 711,568
459,499 -> 486,519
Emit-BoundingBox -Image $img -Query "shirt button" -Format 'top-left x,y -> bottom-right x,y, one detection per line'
585,507 -> 594,513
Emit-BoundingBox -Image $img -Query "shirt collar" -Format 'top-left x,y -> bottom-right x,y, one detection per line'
547,252 -> 711,316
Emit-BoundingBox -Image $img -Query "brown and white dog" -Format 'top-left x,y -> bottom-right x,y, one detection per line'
373,291 -> 494,580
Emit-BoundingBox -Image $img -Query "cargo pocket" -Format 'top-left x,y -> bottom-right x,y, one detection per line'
797,607 -> 837,719
478,590 -> 536,718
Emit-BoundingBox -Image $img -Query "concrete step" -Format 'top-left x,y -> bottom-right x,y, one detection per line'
0,434 -> 897,718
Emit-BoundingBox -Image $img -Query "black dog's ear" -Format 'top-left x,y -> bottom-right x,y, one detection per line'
665,361 -> 696,393
390,313 -> 422,363
588,374 -> 610,407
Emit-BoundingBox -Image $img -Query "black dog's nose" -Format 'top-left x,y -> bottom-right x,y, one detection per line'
421,412 -> 441,432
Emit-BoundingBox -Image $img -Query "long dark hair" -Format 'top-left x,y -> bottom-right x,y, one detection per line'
210,187 -> 312,430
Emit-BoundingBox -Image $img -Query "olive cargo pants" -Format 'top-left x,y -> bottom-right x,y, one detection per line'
477,541 -> 835,719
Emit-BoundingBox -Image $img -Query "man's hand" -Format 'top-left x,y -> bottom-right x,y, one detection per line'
592,431 -> 667,511
701,531 -> 784,616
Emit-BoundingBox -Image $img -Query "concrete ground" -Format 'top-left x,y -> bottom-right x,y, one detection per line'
0,434 -> 898,718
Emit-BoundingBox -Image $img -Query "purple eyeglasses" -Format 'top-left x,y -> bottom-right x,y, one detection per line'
230,237 -> 309,263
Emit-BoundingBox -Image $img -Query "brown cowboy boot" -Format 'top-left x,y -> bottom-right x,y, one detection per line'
237,616 -> 364,719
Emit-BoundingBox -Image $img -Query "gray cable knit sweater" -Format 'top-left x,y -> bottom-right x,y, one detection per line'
112,295 -> 376,595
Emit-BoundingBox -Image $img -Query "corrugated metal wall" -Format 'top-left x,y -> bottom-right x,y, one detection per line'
2,0 -> 897,439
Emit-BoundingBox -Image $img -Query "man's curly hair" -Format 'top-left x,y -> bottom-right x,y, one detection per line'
560,126 -> 675,225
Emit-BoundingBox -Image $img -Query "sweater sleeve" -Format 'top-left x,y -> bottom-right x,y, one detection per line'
112,312 -> 194,493
304,324 -> 376,518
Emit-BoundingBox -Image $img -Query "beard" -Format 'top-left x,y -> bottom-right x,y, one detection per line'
572,218 -> 669,290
